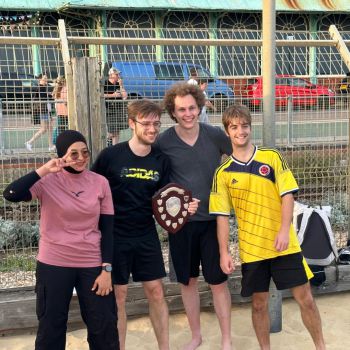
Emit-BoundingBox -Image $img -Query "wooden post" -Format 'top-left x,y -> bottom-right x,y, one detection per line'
58,19 -> 76,130
71,57 -> 89,138
87,58 -> 107,161
71,57 -> 106,162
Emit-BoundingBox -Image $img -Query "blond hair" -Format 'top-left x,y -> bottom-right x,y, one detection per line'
52,76 -> 66,99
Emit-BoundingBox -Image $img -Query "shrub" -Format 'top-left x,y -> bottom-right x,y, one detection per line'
0,218 -> 39,250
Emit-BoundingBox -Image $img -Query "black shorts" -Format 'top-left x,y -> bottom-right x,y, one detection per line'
106,102 -> 128,133
241,252 -> 310,297
112,235 -> 166,285
169,220 -> 227,285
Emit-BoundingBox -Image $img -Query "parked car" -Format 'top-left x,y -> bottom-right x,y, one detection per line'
338,72 -> 350,94
242,75 -> 335,109
0,72 -> 38,107
110,61 -> 234,112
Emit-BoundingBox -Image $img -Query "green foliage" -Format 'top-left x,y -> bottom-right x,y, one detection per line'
326,191 -> 348,230
0,218 -> 39,250
0,252 -> 36,272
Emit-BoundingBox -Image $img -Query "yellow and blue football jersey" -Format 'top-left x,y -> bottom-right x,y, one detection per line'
210,146 -> 301,263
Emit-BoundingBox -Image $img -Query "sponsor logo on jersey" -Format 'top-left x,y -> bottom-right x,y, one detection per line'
120,167 -> 160,181
231,178 -> 238,185
259,165 -> 270,176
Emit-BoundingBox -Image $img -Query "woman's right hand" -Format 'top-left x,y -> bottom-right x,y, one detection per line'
36,156 -> 76,177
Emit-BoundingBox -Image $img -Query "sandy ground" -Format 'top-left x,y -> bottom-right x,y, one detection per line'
0,292 -> 349,350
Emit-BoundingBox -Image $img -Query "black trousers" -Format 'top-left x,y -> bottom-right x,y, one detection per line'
35,261 -> 119,350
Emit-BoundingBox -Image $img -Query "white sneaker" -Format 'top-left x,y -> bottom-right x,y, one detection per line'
48,145 -> 56,152
25,142 -> 32,152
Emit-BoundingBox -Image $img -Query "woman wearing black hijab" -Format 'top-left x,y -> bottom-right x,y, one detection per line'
3,130 -> 119,350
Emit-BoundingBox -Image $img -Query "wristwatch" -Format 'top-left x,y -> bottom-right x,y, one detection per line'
102,265 -> 112,272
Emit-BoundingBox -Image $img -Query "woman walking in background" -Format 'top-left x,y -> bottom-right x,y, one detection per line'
25,74 -> 55,152
52,76 -> 68,145
3,130 -> 119,350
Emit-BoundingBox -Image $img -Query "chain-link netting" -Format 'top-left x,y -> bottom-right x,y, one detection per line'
1,21 -> 350,288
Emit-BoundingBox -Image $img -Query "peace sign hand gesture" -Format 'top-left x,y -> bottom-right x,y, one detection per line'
36,156 -> 77,178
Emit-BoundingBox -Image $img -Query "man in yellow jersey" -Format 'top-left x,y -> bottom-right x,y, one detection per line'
209,104 -> 326,350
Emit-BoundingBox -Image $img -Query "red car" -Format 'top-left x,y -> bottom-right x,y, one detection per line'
242,75 -> 335,109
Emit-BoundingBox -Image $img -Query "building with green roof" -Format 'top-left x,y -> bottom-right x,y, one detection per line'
0,1 -> 349,78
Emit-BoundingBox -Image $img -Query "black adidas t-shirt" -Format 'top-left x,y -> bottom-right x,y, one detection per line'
91,142 -> 170,239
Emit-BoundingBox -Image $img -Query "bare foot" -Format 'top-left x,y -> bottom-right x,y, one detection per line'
222,339 -> 233,350
182,337 -> 202,350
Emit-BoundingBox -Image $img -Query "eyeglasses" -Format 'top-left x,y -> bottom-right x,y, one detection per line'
69,149 -> 90,160
134,120 -> 162,129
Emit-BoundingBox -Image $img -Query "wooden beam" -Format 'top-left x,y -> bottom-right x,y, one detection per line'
58,19 -> 75,131
71,57 -> 106,162
71,57 -> 90,139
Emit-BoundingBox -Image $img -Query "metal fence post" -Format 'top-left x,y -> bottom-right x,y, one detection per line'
0,98 -> 3,154
168,248 -> 177,282
262,0 -> 282,334
262,0 -> 276,148
287,95 -> 293,146
269,281 -> 282,333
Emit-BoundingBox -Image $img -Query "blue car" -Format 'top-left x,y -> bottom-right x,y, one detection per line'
111,61 -> 234,111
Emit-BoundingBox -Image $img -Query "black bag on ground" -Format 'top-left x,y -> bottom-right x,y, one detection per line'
293,202 -> 338,286
307,265 -> 326,286
338,246 -> 350,265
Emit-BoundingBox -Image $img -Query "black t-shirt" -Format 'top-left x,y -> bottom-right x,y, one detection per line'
104,79 -> 122,110
33,84 -> 53,116
91,142 -> 170,239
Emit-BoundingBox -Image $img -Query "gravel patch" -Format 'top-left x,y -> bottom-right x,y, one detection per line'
0,232 -> 348,289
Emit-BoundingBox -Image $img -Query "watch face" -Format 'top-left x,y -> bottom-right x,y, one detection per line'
103,265 -> 112,272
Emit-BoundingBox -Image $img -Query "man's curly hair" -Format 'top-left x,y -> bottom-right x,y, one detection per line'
163,82 -> 206,122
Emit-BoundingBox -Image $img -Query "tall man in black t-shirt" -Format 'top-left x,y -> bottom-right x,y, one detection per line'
92,99 -> 199,350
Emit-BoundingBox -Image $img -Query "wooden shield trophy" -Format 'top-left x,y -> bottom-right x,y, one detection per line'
152,183 -> 192,234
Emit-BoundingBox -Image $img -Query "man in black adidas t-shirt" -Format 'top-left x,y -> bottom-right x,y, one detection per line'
92,99 -> 198,350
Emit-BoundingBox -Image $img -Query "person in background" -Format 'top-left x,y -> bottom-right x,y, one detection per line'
156,82 -> 233,350
198,79 -> 215,123
187,67 -> 199,86
25,74 -> 55,152
92,99 -> 200,350
209,104 -> 326,350
3,130 -> 119,350
52,76 -> 68,145
187,70 -> 214,123
104,67 -> 128,145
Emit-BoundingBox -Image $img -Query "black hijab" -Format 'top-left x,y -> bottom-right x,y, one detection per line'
56,130 -> 87,174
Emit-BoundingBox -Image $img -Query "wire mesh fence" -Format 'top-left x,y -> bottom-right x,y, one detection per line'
1,21 -> 350,288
